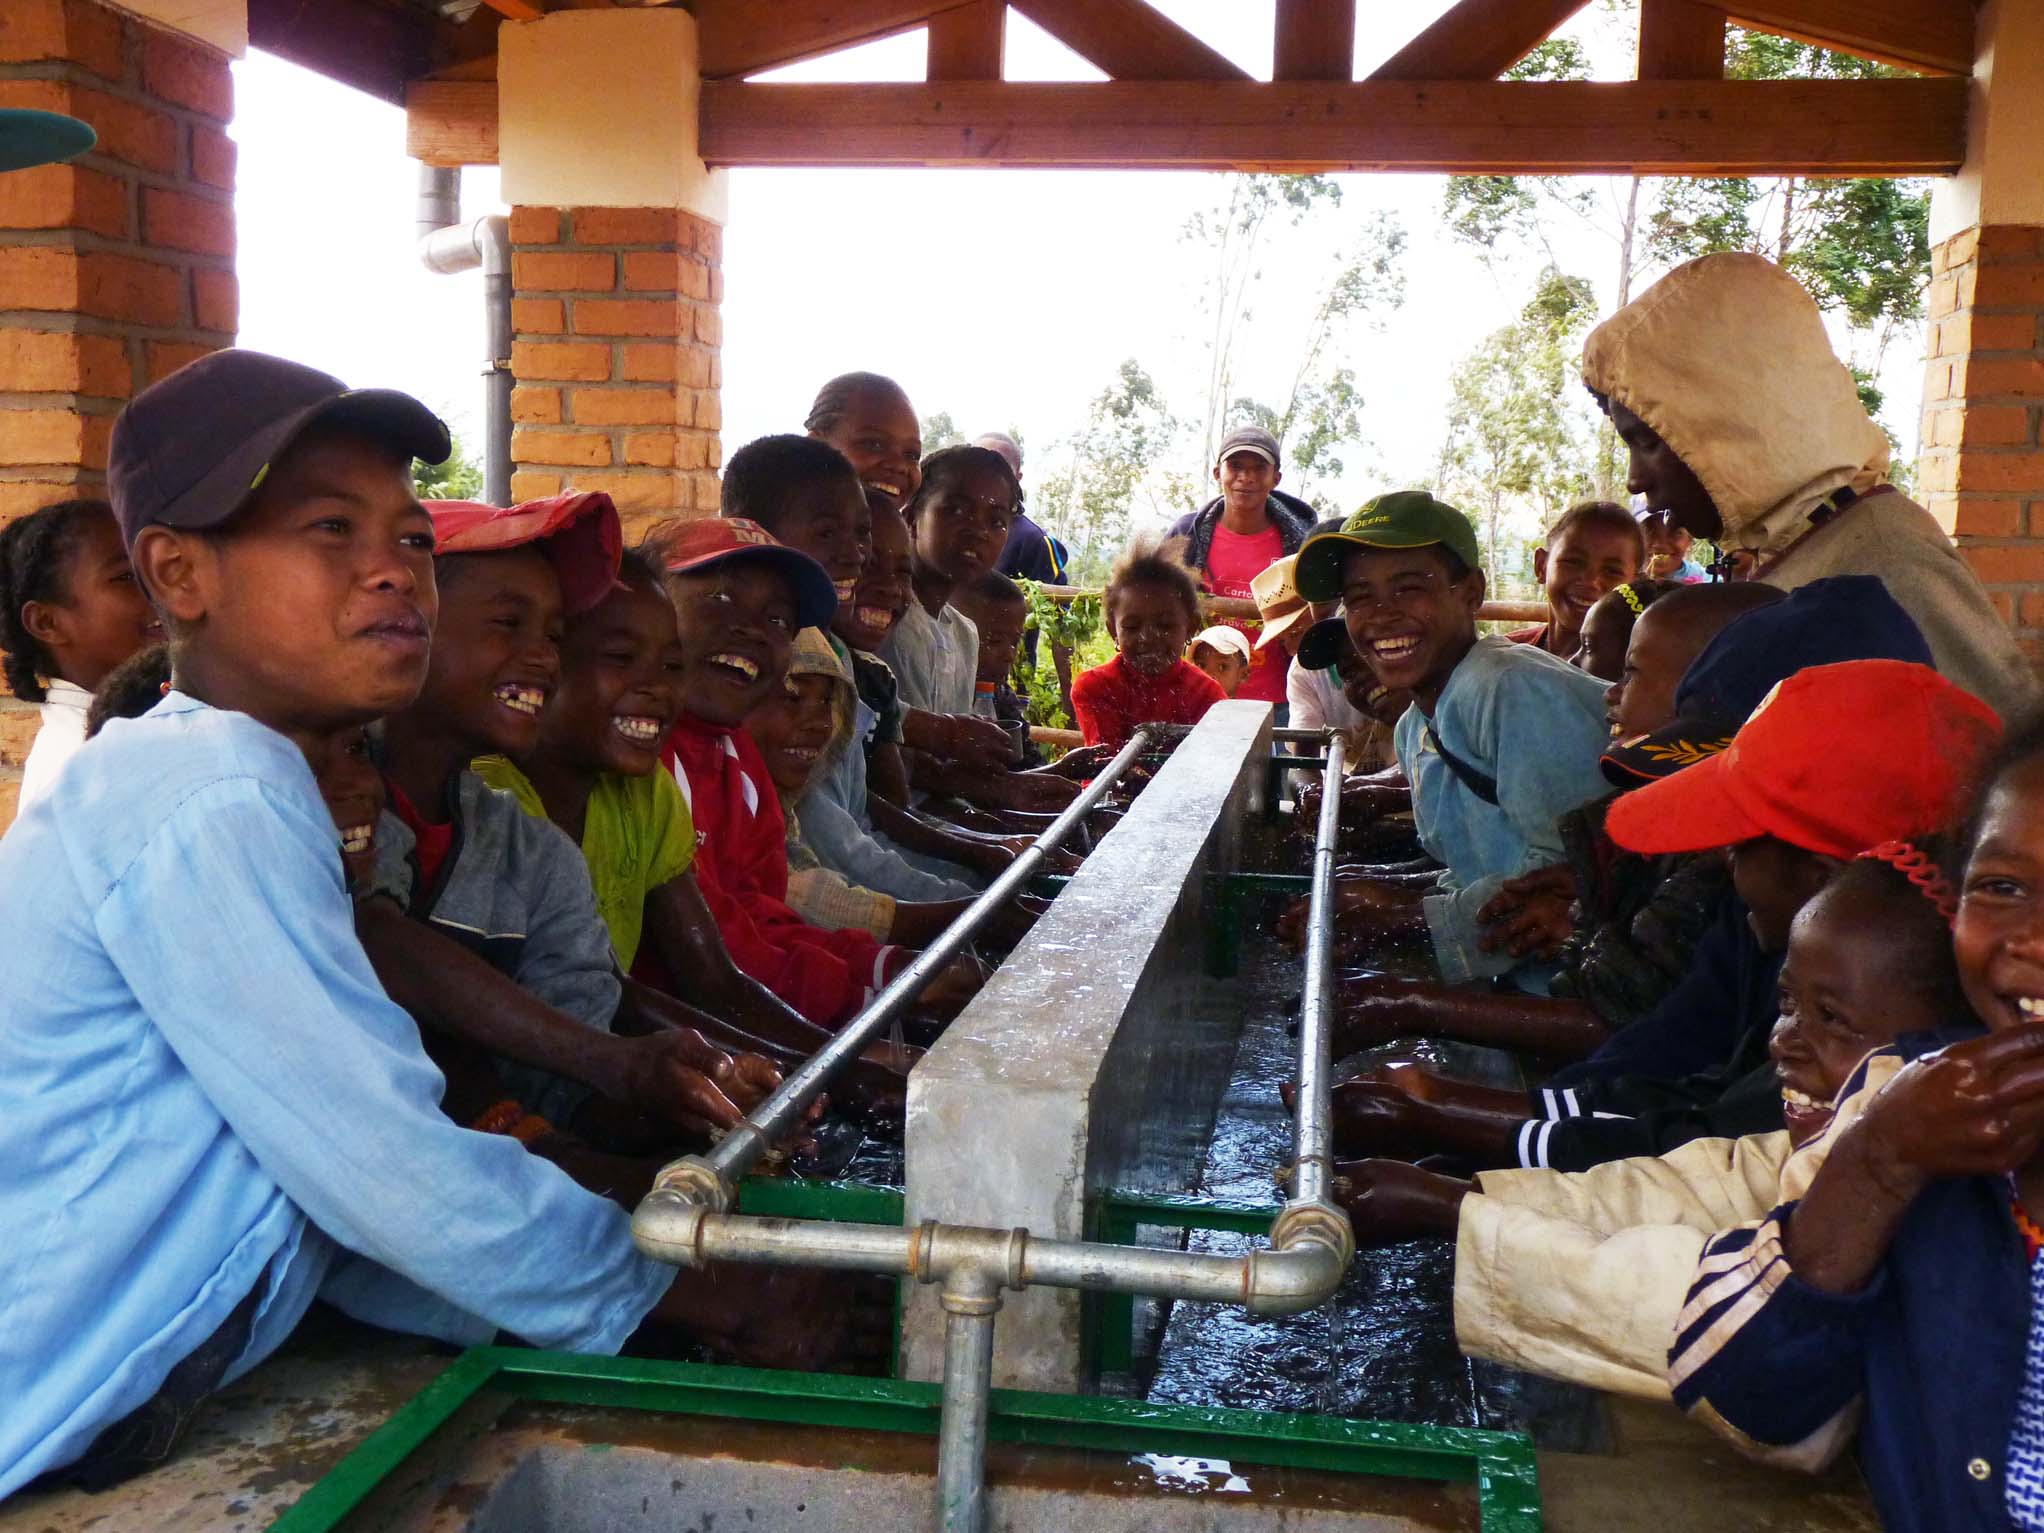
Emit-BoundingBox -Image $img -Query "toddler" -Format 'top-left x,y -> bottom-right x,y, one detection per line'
1187,624 -> 1253,696
1069,538 -> 1225,750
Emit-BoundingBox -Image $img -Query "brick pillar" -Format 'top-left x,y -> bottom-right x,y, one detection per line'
1920,226 -> 2044,665
505,205 -> 722,543
0,0 -> 235,830
0,0 -> 235,525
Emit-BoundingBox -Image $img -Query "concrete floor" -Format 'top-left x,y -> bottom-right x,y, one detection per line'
0,1314 -> 1875,1533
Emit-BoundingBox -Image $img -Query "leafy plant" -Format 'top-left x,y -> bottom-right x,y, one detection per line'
413,429 -> 484,501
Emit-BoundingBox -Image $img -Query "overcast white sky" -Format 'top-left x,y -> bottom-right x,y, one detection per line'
228,0 -> 1927,534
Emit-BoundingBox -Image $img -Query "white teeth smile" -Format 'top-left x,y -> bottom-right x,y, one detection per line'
1371,637 -> 1422,659
855,606 -> 893,630
2019,997 -> 2044,1019
834,581 -> 856,600
710,653 -> 760,681
1780,1086 -> 1820,1110
869,481 -> 901,497
340,825 -> 374,855
494,684 -> 546,716
613,715 -> 661,744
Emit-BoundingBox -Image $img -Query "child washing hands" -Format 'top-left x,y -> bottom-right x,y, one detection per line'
1069,537 -> 1227,750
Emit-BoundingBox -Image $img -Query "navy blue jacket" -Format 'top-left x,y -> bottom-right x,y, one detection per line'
1672,1033 -> 2019,1533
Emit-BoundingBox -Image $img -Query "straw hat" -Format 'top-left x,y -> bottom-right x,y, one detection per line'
1250,555 -> 1313,649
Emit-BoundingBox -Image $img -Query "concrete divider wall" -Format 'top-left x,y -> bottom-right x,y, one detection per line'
902,701 -> 1276,1390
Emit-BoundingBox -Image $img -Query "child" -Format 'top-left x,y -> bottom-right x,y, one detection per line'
723,433 -> 871,608
1326,660 -> 1998,1175
1070,537 -> 1227,750
881,444 -> 1016,718
658,517 -> 982,1027
1567,578 -> 1674,684
1187,624 -> 1253,697
0,350 -> 711,1497
949,570 -> 1042,765
1287,491 -> 1612,989
1664,724 -> 2044,1529
805,370 -> 924,515
1508,501 -> 1644,662
1640,509 -> 1707,583
752,628 -> 1036,948
1332,850 -> 1965,1402
0,497 -> 160,812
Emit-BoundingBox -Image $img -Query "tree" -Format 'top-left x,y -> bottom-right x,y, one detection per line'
919,411 -> 963,453
1180,175 -> 1407,512
1029,360 -> 1190,584
1436,269 -> 1602,591
413,429 -> 483,502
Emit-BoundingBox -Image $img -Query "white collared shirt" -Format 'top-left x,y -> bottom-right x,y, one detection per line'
18,678 -> 91,815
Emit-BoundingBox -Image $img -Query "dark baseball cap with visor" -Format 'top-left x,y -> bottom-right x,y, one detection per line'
1293,491 -> 1482,604
108,349 -> 452,550
1215,426 -> 1281,469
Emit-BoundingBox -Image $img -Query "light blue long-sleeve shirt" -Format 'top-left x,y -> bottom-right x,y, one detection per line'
0,694 -> 671,1495
798,692 -> 981,902
1392,637 -> 1612,988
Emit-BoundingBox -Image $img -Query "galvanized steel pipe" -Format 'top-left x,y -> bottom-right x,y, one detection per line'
676,725 -> 1157,1200
935,1266 -> 1003,1533
1290,731 -> 1348,1207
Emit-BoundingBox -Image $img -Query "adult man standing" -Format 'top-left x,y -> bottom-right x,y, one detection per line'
1586,251 -> 2038,722
1168,426 -> 1317,721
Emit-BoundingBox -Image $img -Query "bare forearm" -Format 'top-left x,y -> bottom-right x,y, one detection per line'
1780,1129 -> 1923,1295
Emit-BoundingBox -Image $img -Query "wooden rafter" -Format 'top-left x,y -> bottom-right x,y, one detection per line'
692,0 -> 974,80
1726,0 -> 1974,76
1639,0 -> 1727,78
1371,0 -> 1594,80
698,77 -> 1965,175
1274,0 -> 1355,82
927,0 -> 1005,81
1006,0 -> 1247,81
248,0 -> 493,105
406,79 -> 498,166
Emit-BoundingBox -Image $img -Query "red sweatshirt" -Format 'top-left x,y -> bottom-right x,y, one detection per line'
1069,654 -> 1227,749
653,714 -> 905,1027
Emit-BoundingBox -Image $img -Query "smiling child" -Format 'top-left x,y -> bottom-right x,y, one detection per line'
1069,537 -> 1226,750
1508,501 -> 1644,662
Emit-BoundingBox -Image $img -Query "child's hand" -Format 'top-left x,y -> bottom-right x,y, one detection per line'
713,1050 -> 783,1114
1477,890 -> 1574,960
1853,1028 -> 2044,1195
1494,863 -> 1577,907
1334,975 -> 1442,1045
616,1030 -> 748,1137
1277,878 -> 1427,952
1333,1159 -> 1471,1246
915,954 -> 987,1019
943,715 -> 1021,775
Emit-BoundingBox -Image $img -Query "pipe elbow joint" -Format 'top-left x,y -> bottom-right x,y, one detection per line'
1246,1200 -> 1355,1316
631,1188 -> 709,1266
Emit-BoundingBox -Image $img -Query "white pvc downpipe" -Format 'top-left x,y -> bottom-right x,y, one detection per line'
629,727 -> 1357,1533
414,164 -> 512,506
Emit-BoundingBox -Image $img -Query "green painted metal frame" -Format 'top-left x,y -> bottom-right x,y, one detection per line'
270,1347 -> 1540,1533
1094,1191 -> 1285,1377
1206,870 -> 1312,977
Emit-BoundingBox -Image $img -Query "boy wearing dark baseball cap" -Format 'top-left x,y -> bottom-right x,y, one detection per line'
0,352 -> 725,1496
1284,490 -> 1610,990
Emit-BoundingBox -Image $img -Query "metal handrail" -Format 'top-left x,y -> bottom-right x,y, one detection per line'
630,725 -> 1356,1533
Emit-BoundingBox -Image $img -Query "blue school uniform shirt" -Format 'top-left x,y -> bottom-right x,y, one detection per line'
1393,636 -> 1612,988
0,693 -> 671,1496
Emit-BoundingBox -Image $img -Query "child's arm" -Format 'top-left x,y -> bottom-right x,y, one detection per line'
899,707 -> 1015,776
116,778 -> 674,1353
1335,975 -> 1610,1060
356,899 -> 749,1137
867,741 -> 913,806
868,790 -> 1016,880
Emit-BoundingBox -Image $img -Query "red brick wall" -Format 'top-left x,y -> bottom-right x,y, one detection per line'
0,0 -> 235,828
507,205 -> 722,543
0,0 -> 235,528
1920,225 -> 2044,666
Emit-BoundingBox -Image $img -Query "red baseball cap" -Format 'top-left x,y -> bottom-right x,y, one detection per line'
662,516 -> 838,631
426,491 -> 623,616
1607,660 -> 2002,860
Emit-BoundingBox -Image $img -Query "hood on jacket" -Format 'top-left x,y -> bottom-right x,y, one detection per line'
1581,253 -> 1890,559
775,627 -> 857,798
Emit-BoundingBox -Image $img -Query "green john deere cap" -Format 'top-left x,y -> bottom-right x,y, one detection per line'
1293,490 -> 1482,603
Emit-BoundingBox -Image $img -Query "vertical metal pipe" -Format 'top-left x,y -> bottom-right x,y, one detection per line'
1290,731 -> 1348,1206
935,1273 -> 1002,1533
701,724 -> 1157,1185
478,221 -> 513,507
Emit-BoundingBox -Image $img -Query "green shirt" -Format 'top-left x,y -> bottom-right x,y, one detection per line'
471,758 -> 695,970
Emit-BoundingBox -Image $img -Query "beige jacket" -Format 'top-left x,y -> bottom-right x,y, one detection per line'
1583,252 -> 2038,723
1453,1052 -> 1903,1401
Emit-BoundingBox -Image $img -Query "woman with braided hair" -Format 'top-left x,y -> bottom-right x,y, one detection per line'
0,499 -> 158,815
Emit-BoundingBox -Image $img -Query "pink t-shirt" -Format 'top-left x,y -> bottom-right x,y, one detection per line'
1204,521 -> 1289,705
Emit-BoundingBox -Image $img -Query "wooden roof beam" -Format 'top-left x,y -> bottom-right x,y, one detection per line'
927,0 -> 1005,80
1639,0 -> 1726,78
692,0 -> 976,80
248,0 -> 491,105
1274,0 -> 1355,82
1006,0 -> 1248,81
700,77 -> 1966,175
1371,0 -> 1593,80
1725,0 -> 1974,75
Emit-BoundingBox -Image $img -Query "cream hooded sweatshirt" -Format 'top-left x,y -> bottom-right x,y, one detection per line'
1583,252 -> 2038,723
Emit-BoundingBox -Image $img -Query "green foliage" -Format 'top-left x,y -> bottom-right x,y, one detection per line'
1018,577 -> 1101,649
1028,361 -> 1191,584
1437,268 -> 1602,590
413,430 -> 484,502
919,411 -> 963,453
1012,581 -> 1108,733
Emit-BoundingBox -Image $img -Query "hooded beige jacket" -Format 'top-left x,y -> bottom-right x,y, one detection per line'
1583,252 -> 2038,723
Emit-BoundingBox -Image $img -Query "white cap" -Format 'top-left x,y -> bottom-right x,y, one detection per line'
1189,625 -> 1253,663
